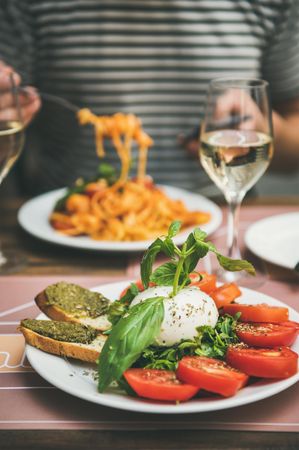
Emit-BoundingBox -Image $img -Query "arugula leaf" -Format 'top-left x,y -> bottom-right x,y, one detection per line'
136,314 -> 240,370
150,262 -> 178,286
195,314 -> 240,358
119,283 -> 140,304
107,283 -> 141,326
107,301 -> 128,326
140,238 -> 164,288
98,296 -> 164,392
216,254 -> 255,275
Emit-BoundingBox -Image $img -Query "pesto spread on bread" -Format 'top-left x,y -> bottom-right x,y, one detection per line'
21,319 -> 98,344
45,282 -> 110,318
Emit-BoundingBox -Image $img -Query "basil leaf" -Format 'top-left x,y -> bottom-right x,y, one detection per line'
150,262 -> 178,286
98,296 -> 164,392
193,228 -> 207,242
184,232 -> 209,274
168,220 -> 182,238
140,238 -> 164,288
54,184 -> 86,211
98,162 -> 116,178
216,254 -> 256,275
161,236 -> 176,258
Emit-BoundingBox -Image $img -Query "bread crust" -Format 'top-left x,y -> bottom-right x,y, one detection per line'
20,326 -> 102,363
35,290 -> 74,322
34,290 -> 111,331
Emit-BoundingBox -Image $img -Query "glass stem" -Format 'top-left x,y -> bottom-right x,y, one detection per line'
225,193 -> 244,260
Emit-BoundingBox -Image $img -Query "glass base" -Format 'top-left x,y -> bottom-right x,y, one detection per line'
0,250 -> 27,274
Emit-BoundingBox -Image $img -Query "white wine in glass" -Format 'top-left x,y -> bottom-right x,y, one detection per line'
199,78 -> 273,285
0,75 -> 26,273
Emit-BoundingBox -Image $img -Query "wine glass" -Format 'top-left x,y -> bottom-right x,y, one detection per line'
199,78 -> 273,286
0,73 -> 26,273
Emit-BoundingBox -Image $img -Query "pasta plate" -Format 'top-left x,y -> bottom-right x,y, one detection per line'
18,185 -> 222,252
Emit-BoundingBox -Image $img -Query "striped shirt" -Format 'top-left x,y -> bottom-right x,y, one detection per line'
1,0 -> 299,193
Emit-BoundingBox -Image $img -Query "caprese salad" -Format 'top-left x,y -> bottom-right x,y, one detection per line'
98,221 -> 298,402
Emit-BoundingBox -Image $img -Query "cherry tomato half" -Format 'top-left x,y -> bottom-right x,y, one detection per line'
279,321 -> 299,331
221,303 -> 289,323
226,346 -> 298,378
210,283 -> 242,309
236,322 -> 298,348
176,356 -> 248,397
189,272 -> 217,294
124,369 -> 199,402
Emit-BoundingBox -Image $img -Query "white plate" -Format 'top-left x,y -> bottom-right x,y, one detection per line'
245,212 -> 299,270
18,186 -> 222,252
26,280 -> 299,414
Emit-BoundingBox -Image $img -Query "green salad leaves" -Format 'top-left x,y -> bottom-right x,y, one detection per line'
136,313 -> 240,371
98,221 -> 255,392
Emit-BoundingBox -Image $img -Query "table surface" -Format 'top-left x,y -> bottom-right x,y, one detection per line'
0,194 -> 299,450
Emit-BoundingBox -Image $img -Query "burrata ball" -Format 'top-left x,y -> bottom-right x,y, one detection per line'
130,285 -> 218,347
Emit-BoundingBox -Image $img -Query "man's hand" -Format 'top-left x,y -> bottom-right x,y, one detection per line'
0,61 -> 41,126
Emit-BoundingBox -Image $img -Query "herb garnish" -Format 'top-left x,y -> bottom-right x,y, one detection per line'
141,220 -> 255,296
54,163 -> 117,211
98,221 -> 255,392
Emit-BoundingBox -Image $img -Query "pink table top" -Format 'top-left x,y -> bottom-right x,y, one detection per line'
1,204 -> 299,431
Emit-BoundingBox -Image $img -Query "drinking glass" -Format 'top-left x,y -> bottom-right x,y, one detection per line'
0,74 -> 26,273
199,78 -> 273,285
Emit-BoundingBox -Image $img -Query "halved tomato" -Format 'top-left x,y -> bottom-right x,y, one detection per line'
279,320 -> 299,331
123,369 -> 199,402
236,322 -> 298,347
176,356 -> 248,397
189,272 -> 217,294
221,303 -> 289,323
210,283 -> 241,309
226,346 -> 298,378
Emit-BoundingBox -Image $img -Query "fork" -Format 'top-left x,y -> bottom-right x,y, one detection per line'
19,87 -> 79,113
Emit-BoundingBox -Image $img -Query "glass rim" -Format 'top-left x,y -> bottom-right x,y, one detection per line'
209,77 -> 269,89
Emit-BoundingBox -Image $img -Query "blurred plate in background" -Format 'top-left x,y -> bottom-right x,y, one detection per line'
18,186 -> 222,252
245,212 -> 299,270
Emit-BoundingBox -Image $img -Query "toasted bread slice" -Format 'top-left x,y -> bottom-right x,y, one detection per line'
35,282 -> 111,331
20,319 -> 106,363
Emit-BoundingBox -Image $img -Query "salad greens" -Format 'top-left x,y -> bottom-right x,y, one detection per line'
54,163 -> 117,211
98,221 -> 255,393
136,314 -> 240,371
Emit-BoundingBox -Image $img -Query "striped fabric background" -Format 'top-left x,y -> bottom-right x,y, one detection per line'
0,0 -> 299,193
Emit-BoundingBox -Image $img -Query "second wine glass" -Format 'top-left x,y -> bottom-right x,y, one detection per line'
199,78 -> 273,285
0,73 -> 26,273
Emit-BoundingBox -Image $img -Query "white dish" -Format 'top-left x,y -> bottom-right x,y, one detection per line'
245,212 -> 299,270
18,186 -> 222,252
26,280 -> 299,415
